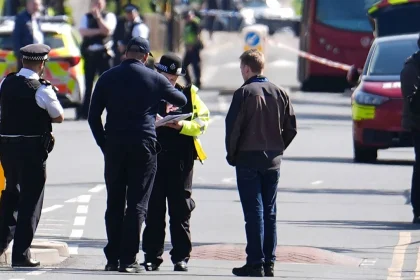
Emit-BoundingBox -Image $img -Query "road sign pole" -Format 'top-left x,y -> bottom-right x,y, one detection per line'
242,24 -> 269,56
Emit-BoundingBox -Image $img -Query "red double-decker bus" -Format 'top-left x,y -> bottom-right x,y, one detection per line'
298,0 -> 377,92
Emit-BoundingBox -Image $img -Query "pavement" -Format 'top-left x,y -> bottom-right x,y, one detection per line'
0,30 -> 418,279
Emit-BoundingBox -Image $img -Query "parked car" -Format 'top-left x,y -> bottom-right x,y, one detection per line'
348,33 -> 418,163
0,15 -> 85,109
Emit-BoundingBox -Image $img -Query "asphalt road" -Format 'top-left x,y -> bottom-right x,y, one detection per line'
0,31 -> 418,280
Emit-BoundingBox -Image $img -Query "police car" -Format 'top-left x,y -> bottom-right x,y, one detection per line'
349,33 -> 418,163
0,15 -> 85,109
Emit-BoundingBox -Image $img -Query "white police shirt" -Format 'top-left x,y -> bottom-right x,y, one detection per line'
0,68 -> 64,136
131,17 -> 149,39
79,12 -> 117,51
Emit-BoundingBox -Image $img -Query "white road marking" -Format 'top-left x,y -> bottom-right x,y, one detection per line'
41,204 -> 63,213
311,180 -> 323,185
360,258 -> 377,266
209,115 -> 223,124
222,178 -> 235,184
77,205 -> 89,214
65,195 -> 91,203
414,247 -> 420,279
88,184 -> 105,193
217,96 -> 230,112
68,245 -> 79,255
73,216 -> 86,226
69,229 -> 84,239
9,278 -> 25,280
26,269 -> 50,275
387,232 -> 411,280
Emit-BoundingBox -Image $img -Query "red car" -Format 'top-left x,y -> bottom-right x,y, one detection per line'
350,33 -> 418,163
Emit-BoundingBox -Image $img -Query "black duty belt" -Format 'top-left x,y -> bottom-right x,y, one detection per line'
0,136 -> 42,144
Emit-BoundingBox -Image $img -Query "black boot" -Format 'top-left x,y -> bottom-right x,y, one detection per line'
174,261 -> 188,272
232,263 -> 264,277
264,262 -> 274,277
119,261 -> 144,273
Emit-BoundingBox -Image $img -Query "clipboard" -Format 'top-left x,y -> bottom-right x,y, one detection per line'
155,113 -> 192,127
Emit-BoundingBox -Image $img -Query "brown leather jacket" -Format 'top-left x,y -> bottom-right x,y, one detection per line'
225,75 -> 297,169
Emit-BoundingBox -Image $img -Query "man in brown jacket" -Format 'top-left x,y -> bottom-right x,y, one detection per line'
225,49 -> 297,277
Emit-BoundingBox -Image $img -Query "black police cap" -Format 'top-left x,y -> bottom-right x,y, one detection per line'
20,43 -> 51,61
154,52 -> 186,76
126,36 -> 153,57
124,4 -> 139,12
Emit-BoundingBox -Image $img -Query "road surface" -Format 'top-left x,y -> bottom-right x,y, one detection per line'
0,31 -> 417,280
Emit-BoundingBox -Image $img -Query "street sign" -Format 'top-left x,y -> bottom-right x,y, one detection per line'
245,32 -> 260,47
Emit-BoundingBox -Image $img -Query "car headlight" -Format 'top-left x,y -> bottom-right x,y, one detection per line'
354,91 -> 390,106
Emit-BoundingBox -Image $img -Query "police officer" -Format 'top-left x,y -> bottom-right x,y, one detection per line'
78,0 -> 117,120
142,53 -> 210,272
88,37 -> 187,273
183,10 -> 203,88
0,44 -> 64,267
113,4 -> 150,65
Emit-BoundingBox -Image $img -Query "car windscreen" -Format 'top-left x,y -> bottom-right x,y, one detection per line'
367,38 -> 418,76
315,0 -> 377,32
0,32 -> 64,51
371,4 -> 420,37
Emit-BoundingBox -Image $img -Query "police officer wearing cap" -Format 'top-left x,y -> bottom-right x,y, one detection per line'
88,37 -> 187,273
142,53 -> 210,272
113,4 -> 150,65
0,43 -> 64,267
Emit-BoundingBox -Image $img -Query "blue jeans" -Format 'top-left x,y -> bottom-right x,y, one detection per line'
236,166 -> 280,265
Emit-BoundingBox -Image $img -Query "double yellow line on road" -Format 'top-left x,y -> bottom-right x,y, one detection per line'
387,232 -> 411,280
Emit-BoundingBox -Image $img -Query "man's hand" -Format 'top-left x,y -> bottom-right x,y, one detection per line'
165,121 -> 183,130
92,7 -> 101,19
156,114 -> 163,122
166,104 -> 179,113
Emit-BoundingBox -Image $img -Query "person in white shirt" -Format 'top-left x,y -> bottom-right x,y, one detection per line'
0,44 -> 63,268
113,4 -> 150,64
77,0 -> 117,120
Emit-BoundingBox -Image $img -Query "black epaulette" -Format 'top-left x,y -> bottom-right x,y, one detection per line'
39,79 -> 59,93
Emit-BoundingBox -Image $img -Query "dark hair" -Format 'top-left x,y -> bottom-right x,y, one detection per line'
239,49 -> 265,73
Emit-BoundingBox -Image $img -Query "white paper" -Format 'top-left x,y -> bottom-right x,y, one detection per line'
155,113 -> 192,127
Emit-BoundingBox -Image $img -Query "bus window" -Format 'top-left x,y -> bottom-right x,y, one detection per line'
315,0 -> 376,32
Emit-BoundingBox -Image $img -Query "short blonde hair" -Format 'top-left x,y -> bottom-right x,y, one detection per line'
239,49 -> 265,73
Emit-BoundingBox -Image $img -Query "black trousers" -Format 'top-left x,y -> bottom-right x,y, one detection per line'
103,138 -> 158,266
412,129 -> 420,216
0,139 -> 47,262
142,150 -> 196,265
183,47 -> 201,88
78,50 -> 112,119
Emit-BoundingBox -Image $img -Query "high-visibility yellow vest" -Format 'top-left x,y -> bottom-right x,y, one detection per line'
179,85 -> 210,163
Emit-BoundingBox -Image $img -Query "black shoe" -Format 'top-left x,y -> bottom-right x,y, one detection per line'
413,216 -> 420,224
232,263 -> 264,277
12,258 -> 40,267
264,262 -> 274,277
174,261 -> 188,272
142,261 -> 160,271
119,262 -> 144,273
105,263 -> 119,271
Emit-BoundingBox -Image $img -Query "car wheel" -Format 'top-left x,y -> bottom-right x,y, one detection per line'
353,143 -> 378,163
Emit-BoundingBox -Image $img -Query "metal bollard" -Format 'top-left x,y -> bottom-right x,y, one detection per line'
242,24 -> 269,56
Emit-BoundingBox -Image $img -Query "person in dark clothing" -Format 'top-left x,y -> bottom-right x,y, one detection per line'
225,49 -> 297,277
400,34 -> 420,224
113,4 -> 150,65
141,53 -> 210,272
12,0 -> 44,70
183,11 -> 203,88
88,37 -> 187,274
0,44 -> 64,268
78,0 -> 117,120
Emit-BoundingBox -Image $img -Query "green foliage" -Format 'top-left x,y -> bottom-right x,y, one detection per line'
292,0 -> 302,15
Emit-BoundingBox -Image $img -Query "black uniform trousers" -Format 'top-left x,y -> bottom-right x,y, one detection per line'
103,138 -> 158,266
183,47 -> 202,88
78,50 -> 112,119
142,149 -> 196,265
0,138 -> 47,262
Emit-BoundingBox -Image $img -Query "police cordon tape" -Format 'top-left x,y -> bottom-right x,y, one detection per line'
268,39 -> 358,72
195,9 -> 301,21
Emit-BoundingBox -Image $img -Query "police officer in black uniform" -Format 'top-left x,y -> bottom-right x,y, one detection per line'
88,37 -> 187,274
113,4 -> 150,65
142,53 -> 210,272
0,44 -> 64,267
78,0 -> 117,120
